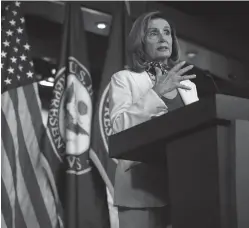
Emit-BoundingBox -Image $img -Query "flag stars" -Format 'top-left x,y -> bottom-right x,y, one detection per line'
1,51 -> 7,58
12,11 -> 17,16
10,56 -> 17,63
15,1 -> 21,7
6,29 -> 13,36
17,27 -> 23,34
4,78 -> 12,85
5,5 -> 10,11
2,16 -> 6,21
27,71 -> 33,78
3,40 -> 10,47
9,20 -> 16,26
30,61 -> 34,66
13,47 -> 18,52
18,65 -> 23,71
20,54 -> 27,61
20,17 -> 25,23
17,75 -> 21,80
7,67 -> 14,74
16,38 -> 20,44
1,63 -> 4,69
24,43 -> 30,50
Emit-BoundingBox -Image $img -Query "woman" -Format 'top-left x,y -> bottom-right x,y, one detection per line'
109,11 -> 199,228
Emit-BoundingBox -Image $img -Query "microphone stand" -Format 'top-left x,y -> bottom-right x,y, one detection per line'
203,70 -> 221,94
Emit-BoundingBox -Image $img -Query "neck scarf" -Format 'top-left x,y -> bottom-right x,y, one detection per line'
145,61 -> 170,85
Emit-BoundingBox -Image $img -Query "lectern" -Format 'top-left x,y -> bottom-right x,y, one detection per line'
109,94 -> 249,228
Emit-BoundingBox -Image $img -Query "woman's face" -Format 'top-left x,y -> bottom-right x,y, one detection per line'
144,18 -> 173,64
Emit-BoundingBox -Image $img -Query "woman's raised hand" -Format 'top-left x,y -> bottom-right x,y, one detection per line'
152,61 -> 196,97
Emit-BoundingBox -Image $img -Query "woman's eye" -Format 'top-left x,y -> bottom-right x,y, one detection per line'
149,32 -> 157,36
164,30 -> 171,35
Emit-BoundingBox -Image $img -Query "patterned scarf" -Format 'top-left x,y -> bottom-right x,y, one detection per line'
145,61 -> 170,86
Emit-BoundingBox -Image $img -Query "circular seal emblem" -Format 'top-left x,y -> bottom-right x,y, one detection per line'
99,83 -> 118,164
47,57 -> 93,159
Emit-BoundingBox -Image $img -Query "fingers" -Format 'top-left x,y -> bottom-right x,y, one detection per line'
180,74 -> 196,81
171,61 -> 186,72
177,65 -> 194,76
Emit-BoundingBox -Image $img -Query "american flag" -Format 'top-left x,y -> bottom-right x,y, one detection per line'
1,1 -> 36,92
1,2 -> 63,228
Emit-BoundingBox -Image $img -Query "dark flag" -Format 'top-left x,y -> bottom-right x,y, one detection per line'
1,1 -> 63,228
89,1 -> 132,226
46,2 -> 110,228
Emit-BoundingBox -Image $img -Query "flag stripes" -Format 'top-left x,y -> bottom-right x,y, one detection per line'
15,152 -> 39,228
22,83 -> 60,166
1,177 -> 13,228
12,199 -> 27,228
1,109 -> 17,186
2,2 -> 63,227
2,86 -> 60,228
1,94 -> 19,179
2,131 -> 38,228
2,212 -> 8,228
1,141 -> 28,228
21,83 -> 63,217
1,146 -> 15,213
9,88 -> 54,228
17,86 -> 58,227
1,98 -> 18,228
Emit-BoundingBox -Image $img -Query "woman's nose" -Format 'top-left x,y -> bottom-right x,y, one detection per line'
158,33 -> 167,42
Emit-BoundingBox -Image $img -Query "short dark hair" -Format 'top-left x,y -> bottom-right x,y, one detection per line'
126,11 -> 180,73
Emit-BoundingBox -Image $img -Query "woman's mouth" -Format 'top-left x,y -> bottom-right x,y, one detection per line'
157,46 -> 168,51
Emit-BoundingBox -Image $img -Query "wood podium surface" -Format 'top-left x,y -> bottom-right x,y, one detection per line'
109,94 -> 249,228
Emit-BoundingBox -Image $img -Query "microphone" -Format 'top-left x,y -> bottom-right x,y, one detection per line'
203,70 -> 221,94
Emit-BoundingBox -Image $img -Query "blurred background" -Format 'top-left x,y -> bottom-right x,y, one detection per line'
20,1 -> 249,114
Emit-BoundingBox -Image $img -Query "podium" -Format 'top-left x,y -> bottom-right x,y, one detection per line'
109,95 -> 249,228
